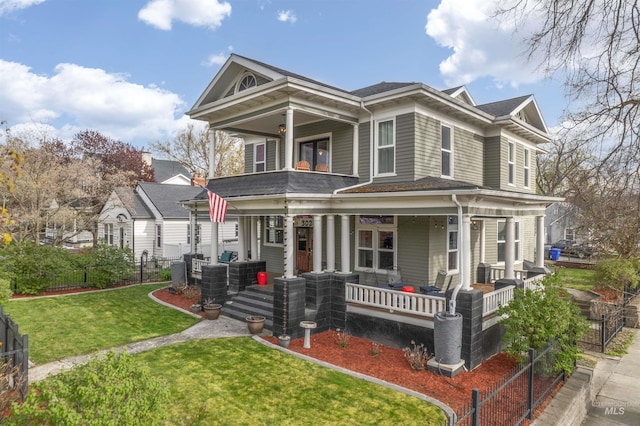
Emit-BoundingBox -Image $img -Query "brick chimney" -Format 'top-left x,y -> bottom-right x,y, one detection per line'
191,173 -> 206,187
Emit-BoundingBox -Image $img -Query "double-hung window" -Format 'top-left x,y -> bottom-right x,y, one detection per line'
508,142 -> 515,185
356,216 -> 396,271
105,223 -> 114,245
376,120 -> 394,175
255,143 -> 265,172
265,216 -> 284,245
523,148 -> 530,188
447,216 -> 458,271
441,125 -> 452,177
497,220 -> 520,262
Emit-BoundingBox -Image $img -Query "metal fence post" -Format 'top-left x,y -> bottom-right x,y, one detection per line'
601,314 -> 606,353
527,348 -> 535,419
471,388 -> 480,426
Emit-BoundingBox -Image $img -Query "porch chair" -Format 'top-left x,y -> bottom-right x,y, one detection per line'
314,163 -> 329,172
419,270 -> 448,294
295,160 -> 311,171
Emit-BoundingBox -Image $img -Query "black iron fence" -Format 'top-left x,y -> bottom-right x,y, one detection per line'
454,343 -> 565,426
0,306 -> 28,401
11,256 -> 183,294
578,285 -> 638,353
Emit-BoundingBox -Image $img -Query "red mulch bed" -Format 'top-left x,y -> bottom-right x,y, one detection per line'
17,285 -> 563,421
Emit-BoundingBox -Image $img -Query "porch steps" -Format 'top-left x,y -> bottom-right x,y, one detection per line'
223,285 -> 274,329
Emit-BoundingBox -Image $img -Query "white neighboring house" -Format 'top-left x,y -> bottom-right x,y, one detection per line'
99,182 -> 238,261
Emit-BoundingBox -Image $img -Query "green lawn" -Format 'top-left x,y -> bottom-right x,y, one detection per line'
556,267 -> 596,292
2,284 -> 446,424
3,283 -> 200,364
137,338 -> 446,425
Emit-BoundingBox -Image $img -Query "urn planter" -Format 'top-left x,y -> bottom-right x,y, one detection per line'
246,316 -> 266,334
203,303 -> 222,320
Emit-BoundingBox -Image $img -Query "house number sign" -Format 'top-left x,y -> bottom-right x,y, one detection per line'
294,217 -> 313,227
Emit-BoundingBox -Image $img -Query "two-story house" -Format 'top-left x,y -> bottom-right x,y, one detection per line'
182,55 -> 561,368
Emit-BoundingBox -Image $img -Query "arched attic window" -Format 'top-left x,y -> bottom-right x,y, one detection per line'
236,73 -> 257,93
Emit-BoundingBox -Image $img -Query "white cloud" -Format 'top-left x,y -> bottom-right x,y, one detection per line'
0,0 -> 45,16
277,10 -> 296,24
0,59 -> 188,145
203,46 -> 232,67
138,0 -> 231,31
426,0 -> 545,88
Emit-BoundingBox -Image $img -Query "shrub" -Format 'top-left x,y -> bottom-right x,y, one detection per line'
334,328 -> 351,348
72,245 -> 134,288
1,240 -> 73,294
497,272 -> 589,375
7,351 -> 169,425
403,340 -> 430,370
158,267 -> 172,281
594,257 -> 639,292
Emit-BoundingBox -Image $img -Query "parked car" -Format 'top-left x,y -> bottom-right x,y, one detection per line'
551,239 -> 575,251
551,239 -> 593,258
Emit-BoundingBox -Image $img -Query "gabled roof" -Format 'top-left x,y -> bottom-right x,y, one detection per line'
137,183 -> 202,219
442,86 -> 476,106
151,159 -> 190,184
114,187 -> 153,219
476,95 -> 548,134
350,82 -> 419,98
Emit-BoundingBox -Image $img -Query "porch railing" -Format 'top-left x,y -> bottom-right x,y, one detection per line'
489,267 -> 528,282
345,283 -> 446,318
482,275 -> 546,316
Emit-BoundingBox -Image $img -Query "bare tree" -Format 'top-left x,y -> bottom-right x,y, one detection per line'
150,124 -> 244,178
537,130 -> 593,196
499,0 -> 640,169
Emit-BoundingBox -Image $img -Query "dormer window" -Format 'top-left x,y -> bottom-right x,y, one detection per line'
236,73 -> 257,93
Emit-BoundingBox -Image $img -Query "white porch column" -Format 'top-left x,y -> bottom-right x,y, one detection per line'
352,124 -> 359,176
237,217 -> 246,262
312,215 -> 323,273
189,211 -> 196,253
340,215 -> 351,274
479,220 -> 486,264
210,222 -> 219,264
250,216 -> 258,260
284,108 -> 294,170
326,215 -> 335,272
208,128 -> 216,179
536,215 -> 545,268
283,214 -> 295,278
505,217 -> 515,279
461,215 -> 472,290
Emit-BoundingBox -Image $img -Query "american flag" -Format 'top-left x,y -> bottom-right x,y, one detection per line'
200,185 -> 228,223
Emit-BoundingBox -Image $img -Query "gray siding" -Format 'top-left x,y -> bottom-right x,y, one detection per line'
266,139 -> 277,171
454,128 -> 484,186
484,220 -> 498,264
244,144 -> 253,174
484,136 -> 501,188
415,113 -> 440,179
358,122 -> 371,183
295,120 -> 353,175
396,216 -> 430,286
261,244 -> 284,274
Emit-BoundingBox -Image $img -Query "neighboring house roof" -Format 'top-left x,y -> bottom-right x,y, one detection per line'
114,187 -> 153,219
137,183 -> 202,219
151,159 -> 191,184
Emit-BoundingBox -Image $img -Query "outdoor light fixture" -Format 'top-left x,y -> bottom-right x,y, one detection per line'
278,124 -> 287,134
471,220 -> 479,230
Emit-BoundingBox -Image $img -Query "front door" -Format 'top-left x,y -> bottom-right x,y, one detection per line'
296,227 -> 313,273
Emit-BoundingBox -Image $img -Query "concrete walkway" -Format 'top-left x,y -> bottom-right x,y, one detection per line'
581,327 -> 640,425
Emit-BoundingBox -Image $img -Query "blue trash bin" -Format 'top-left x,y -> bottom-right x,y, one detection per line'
549,248 -> 561,260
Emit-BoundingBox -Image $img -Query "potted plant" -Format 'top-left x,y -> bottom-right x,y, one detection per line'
277,334 -> 291,348
246,315 -> 266,334
203,298 -> 222,320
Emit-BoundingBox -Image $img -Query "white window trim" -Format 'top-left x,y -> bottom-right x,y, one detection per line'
295,132 -> 332,171
263,216 -> 284,247
508,142 -> 515,186
374,118 -> 396,176
354,216 -> 397,272
441,124 -> 453,179
523,148 -> 530,188
254,142 -> 265,172
497,220 -> 521,264
235,72 -> 257,93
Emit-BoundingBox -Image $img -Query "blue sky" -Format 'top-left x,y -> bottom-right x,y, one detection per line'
0,0 -> 564,149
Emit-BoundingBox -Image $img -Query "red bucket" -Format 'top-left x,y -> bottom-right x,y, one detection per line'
401,286 -> 415,293
257,272 -> 267,286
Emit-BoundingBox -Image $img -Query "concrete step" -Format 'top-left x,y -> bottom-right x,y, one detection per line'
223,285 -> 274,329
